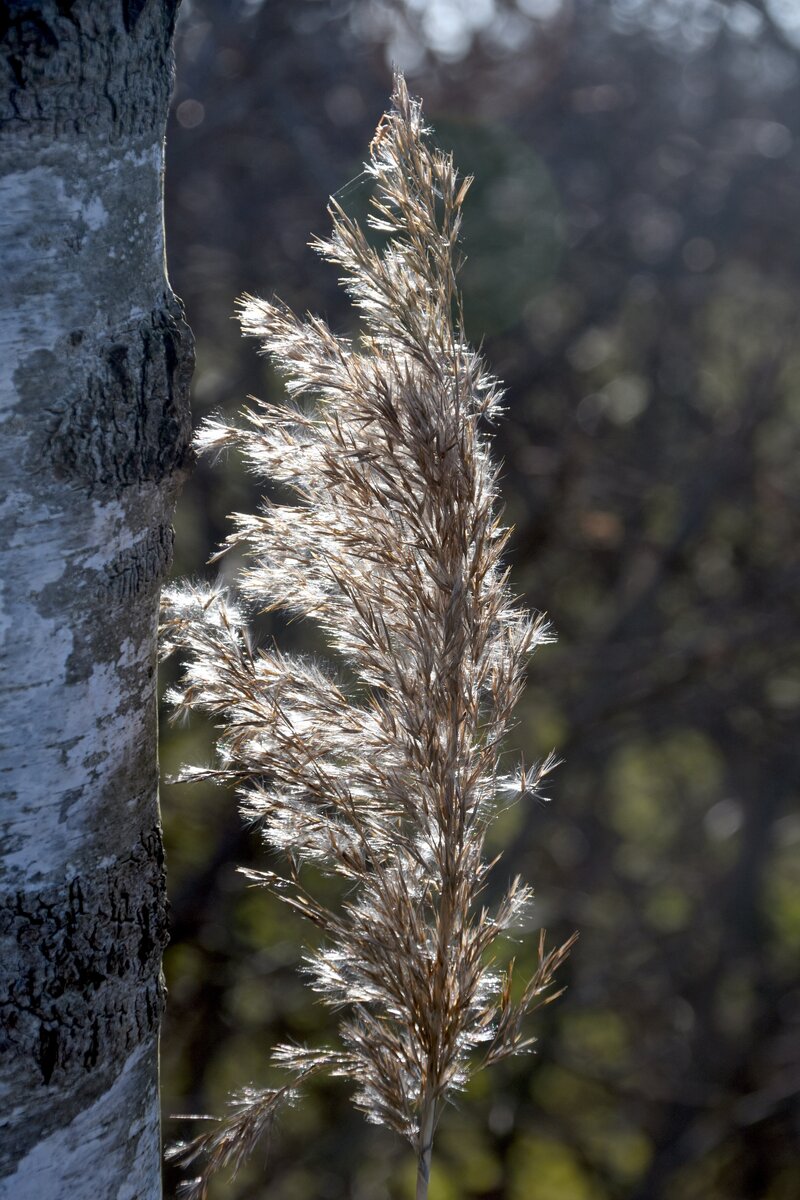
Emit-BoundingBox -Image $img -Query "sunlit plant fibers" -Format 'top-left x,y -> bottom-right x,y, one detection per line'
162,74 -> 576,1200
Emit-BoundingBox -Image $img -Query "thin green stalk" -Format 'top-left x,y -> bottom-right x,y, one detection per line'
416,1101 -> 436,1200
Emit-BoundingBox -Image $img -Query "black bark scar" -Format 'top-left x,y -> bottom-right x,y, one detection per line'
0,827 -> 168,1087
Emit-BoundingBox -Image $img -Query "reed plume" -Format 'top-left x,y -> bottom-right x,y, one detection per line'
162,74 -> 576,1200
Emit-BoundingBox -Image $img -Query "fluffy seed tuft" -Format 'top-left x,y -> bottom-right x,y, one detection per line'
162,73 -> 576,1199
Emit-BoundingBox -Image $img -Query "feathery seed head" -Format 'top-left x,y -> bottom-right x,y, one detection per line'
162,72 -> 575,1198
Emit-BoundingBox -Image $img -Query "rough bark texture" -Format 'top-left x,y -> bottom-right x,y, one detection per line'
0,3 -> 192,1196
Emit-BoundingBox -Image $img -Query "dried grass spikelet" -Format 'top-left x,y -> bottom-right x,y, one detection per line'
162,73 -> 577,1200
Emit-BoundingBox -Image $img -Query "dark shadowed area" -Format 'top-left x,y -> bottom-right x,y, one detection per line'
160,1 -> 800,1196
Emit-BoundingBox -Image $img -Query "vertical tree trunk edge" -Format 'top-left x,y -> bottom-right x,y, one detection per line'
0,3 -> 193,1196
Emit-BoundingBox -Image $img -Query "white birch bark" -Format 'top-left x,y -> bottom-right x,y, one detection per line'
0,3 -> 193,1196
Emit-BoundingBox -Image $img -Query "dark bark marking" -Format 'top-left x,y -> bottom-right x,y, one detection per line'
0,828 -> 169,1089
1,10 -> 59,90
43,297 -> 195,497
38,1025 -> 59,1085
122,0 -> 148,35
1,1 -> 179,137
104,522 -> 175,604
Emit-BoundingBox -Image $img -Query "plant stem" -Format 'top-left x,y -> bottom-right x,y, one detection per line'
416,1102 -> 436,1200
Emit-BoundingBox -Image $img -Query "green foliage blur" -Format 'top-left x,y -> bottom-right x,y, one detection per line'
161,1 -> 800,1196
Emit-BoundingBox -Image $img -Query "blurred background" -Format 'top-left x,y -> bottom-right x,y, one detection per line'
160,1 -> 800,1196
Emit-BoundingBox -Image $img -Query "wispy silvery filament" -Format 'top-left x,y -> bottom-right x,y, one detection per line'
162,74 -> 576,1200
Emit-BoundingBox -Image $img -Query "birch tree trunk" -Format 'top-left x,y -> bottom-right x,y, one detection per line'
0,3 -> 192,1196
